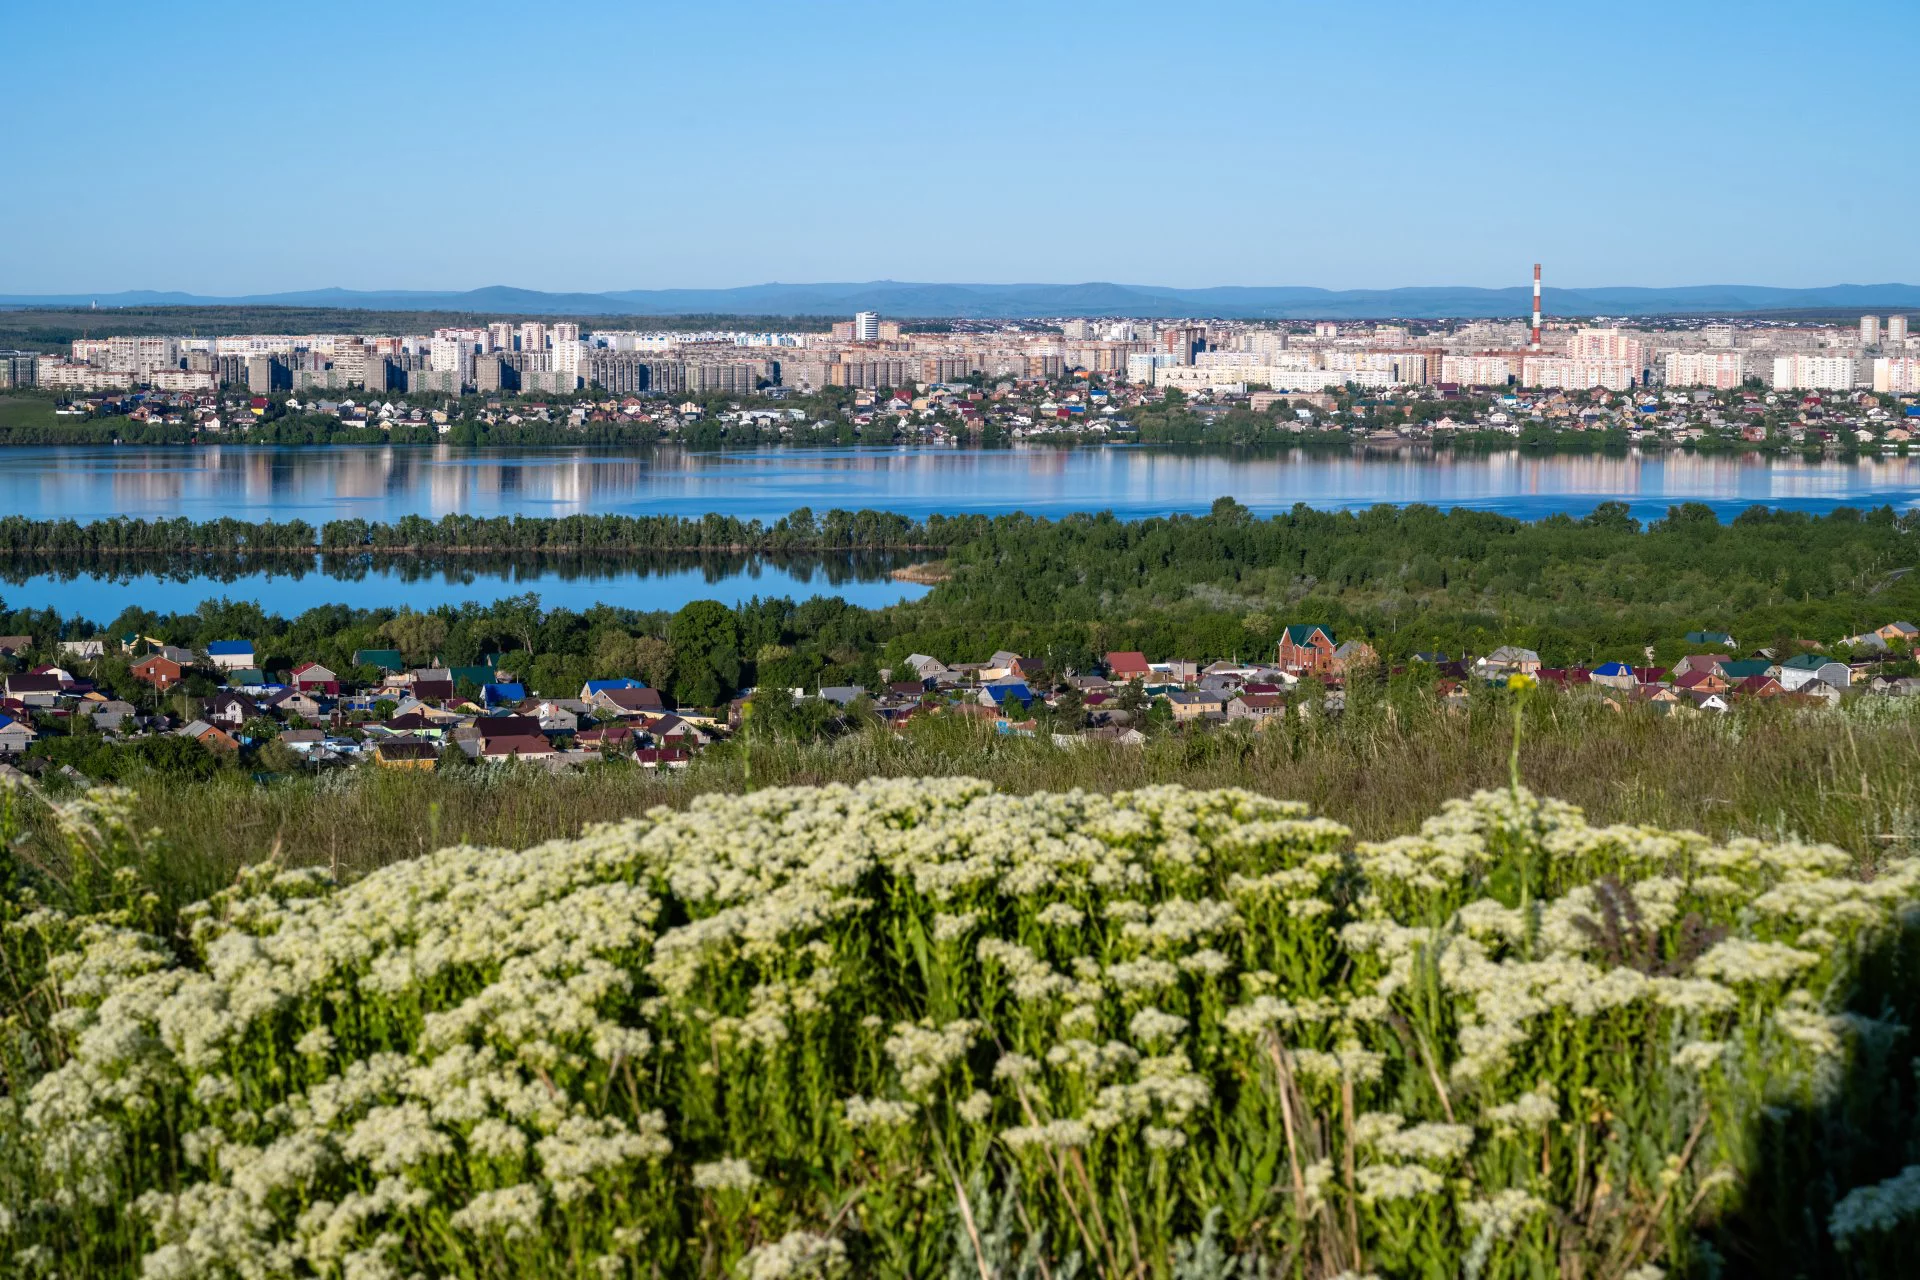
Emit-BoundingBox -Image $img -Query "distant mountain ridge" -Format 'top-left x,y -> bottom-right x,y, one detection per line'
5,280 -> 1920,320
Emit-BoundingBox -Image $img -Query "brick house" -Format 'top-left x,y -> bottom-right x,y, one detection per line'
1275,626 -> 1339,677
132,655 -> 185,691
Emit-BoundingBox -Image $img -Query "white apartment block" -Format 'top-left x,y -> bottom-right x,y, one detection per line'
1861,315 -> 1881,347
1565,327 -> 1645,367
1664,351 -> 1745,389
429,336 -> 476,387
1439,354 -> 1515,385
1521,357 -> 1638,391
1772,354 -> 1858,391
1872,358 -> 1920,394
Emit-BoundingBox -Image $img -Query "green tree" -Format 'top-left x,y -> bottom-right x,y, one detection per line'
668,600 -> 741,708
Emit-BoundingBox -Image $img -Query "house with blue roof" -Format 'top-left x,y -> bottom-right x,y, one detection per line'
1591,661 -> 1637,689
206,640 -> 255,672
979,682 -> 1031,709
482,682 -> 527,706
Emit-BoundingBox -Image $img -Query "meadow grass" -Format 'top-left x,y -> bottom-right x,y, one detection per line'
30,696 -> 1919,900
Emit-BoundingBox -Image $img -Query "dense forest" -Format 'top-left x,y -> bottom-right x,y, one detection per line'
4,502 -> 1917,709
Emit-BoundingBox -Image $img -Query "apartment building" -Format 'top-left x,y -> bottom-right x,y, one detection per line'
1772,354 -> 1858,391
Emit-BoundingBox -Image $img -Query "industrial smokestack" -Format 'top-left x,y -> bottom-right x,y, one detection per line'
1531,263 -> 1542,351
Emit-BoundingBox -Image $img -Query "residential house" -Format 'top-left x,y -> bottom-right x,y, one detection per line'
4,672 -> 64,706
1590,661 -> 1637,690
1734,674 -> 1784,698
633,747 -> 691,770
1684,630 -> 1736,648
818,686 -> 868,708
592,687 -> 666,717
1777,654 -> 1851,691
481,734 -> 555,762
56,639 -> 106,661
410,673 -> 455,702
0,636 -> 32,657
291,662 -> 340,694
1476,646 -> 1543,678
1225,692 -> 1283,722
1105,651 -> 1152,682
353,648 -> 406,672
580,678 -> 647,700
1673,655 -> 1727,678
277,729 -> 327,754
643,714 -> 709,748
205,641 -> 255,672
1674,669 -> 1732,695
481,682 -> 527,706
475,714 -> 542,741
1166,690 -> 1227,721
575,724 -> 638,751
0,716 -> 36,755
176,720 -> 239,752
82,699 -> 136,733
977,682 -> 1030,710
1331,640 -> 1378,674
373,741 -> 440,770
1877,621 -> 1919,645
904,654 -> 951,682
983,650 -> 1023,680
203,692 -> 260,728
157,645 -> 197,667
131,656 -> 184,691
267,689 -> 327,721
1275,626 -> 1339,676
1083,725 -> 1147,747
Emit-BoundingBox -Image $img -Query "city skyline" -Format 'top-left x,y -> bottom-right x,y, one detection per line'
5,0 -> 1917,295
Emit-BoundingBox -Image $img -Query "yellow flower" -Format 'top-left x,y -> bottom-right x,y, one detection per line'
1507,673 -> 1537,691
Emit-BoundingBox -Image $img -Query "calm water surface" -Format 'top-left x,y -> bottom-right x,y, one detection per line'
8,445 -> 1919,618
8,444 -> 1920,525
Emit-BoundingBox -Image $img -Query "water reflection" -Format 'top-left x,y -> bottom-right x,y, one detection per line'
0,551 -> 930,620
6,444 -> 1920,526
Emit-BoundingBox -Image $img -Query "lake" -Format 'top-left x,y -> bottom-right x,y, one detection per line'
0,553 -> 932,620
8,443 -> 1920,526
7,443 -> 1920,619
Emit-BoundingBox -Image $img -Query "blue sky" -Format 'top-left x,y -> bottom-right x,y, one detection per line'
5,0 -> 1914,294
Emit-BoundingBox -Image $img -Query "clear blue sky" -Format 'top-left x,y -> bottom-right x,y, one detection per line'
6,0 -> 1915,294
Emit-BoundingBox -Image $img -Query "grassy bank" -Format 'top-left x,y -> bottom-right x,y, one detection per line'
29,697 -> 1918,897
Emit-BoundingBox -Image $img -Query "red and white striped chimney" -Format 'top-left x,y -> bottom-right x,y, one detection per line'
1530,263 -> 1542,351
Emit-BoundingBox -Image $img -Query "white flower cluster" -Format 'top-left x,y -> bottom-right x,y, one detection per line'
9,778 -> 1916,1280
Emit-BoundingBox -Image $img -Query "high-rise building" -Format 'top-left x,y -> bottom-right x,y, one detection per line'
429,337 -> 475,389
516,322 -> 548,353
0,352 -> 37,389
1665,351 -> 1745,389
486,322 -> 515,352
1861,315 -> 1881,347
245,355 -> 289,394
1889,315 -> 1910,349
853,311 -> 880,342
1772,354 -> 1857,391
550,322 -> 580,344
1872,358 -> 1920,394
1566,327 -> 1645,368
1159,325 -> 1204,366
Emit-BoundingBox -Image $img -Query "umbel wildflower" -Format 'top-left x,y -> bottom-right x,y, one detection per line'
5,778 -> 1920,1276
